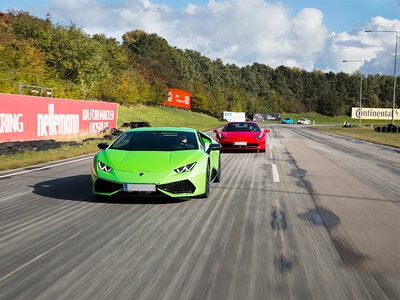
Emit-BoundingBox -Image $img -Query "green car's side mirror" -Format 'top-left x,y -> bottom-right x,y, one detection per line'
97,143 -> 109,150
207,143 -> 221,154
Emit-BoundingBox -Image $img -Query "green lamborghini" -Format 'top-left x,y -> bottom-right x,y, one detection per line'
92,127 -> 221,198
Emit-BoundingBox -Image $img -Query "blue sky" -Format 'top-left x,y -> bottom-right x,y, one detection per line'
1,0 -> 400,75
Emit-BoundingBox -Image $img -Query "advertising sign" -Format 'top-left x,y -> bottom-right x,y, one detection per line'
0,93 -> 118,142
161,88 -> 191,109
253,113 -> 282,122
351,107 -> 400,120
223,111 -> 246,122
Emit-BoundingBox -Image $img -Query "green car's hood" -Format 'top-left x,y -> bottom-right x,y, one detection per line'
103,149 -> 201,172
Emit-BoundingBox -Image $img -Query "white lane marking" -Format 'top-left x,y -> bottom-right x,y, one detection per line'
272,164 -> 280,182
0,156 -> 92,179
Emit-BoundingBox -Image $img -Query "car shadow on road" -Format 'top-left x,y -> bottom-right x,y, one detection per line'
32,174 -> 190,204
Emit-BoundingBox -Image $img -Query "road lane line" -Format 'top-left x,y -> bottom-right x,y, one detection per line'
272,164 -> 280,182
0,156 -> 92,179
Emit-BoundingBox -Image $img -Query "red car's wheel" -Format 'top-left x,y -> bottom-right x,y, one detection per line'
260,140 -> 266,152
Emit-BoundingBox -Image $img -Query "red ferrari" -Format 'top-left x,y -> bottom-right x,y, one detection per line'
214,122 -> 270,152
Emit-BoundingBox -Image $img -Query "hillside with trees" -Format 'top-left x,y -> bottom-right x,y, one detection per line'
0,10 -> 398,118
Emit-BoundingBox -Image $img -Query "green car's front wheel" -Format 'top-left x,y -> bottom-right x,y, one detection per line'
214,154 -> 221,183
200,163 -> 210,198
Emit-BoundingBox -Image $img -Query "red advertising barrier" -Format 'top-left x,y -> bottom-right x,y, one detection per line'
0,93 -> 118,142
161,88 -> 191,109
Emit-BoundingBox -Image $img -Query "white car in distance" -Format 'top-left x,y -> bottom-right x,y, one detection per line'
297,118 -> 311,125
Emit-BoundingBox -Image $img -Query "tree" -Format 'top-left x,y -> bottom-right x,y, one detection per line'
191,93 -> 208,112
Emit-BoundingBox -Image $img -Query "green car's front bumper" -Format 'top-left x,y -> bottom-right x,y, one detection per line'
92,158 -> 211,197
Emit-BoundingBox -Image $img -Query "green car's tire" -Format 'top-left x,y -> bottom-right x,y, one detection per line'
214,154 -> 221,183
200,163 -> 210,198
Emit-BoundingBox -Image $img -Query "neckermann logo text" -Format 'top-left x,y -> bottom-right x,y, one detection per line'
37,104 -> 79,137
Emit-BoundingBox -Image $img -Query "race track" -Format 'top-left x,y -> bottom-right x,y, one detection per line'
0,125 -> 399,299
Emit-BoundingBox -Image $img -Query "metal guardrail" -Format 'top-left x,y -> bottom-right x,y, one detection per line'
0,77 -> 53,97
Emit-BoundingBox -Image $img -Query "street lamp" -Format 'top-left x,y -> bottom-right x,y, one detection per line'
365,30 -> 398,125
343,60 -> 363,127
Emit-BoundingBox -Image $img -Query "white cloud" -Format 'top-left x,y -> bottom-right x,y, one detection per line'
49,0 -> 329,70
326,16 -> 400,75
48,0 -> 399,74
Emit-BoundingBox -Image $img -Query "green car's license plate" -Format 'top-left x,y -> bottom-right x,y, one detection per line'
123,183 -> 156,192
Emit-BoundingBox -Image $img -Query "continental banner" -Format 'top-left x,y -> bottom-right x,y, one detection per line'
0,93 -> 118,142
351,107 -> 400,120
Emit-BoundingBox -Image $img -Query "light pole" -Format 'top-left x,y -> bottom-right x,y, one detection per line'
365,30 -> 398,125
343,60 -> 363,127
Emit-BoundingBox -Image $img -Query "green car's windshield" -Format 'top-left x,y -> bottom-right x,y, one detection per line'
222,122 -> 260,132
110,131 -> 199,151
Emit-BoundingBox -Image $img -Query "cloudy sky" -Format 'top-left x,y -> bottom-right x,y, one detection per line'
1,0 -> 400,75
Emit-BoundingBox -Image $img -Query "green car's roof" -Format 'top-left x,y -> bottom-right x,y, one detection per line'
125,127 -> 198,133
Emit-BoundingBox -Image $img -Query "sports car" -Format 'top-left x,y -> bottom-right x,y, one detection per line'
214,122 -> 269,152
92,127 -> 221,198
297,118 -> 311,125
281,117 -> 294,124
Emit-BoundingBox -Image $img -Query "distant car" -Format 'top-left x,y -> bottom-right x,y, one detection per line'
281,118 -> 294,124
297,118 -> 311,125
214,122 -> 270,152
92,127 -> 221,199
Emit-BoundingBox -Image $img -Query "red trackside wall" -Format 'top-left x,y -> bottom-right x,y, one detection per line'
0,93 -> 118,142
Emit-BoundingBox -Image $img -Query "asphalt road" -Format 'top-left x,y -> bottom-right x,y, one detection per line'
0,125 -> 399,300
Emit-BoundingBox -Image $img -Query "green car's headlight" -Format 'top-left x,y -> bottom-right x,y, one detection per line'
174,162 -> 196,173
98,161 -> 112,172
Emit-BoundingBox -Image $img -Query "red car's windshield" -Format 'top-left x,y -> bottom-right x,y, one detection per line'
222,122 -> 260,132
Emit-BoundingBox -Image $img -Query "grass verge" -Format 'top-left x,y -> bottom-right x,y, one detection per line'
118,104 -> 224,131
312,126 -> 400,149
281,113 -> 399,124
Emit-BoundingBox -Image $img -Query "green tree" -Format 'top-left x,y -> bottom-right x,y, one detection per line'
191,93 -> 208,112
